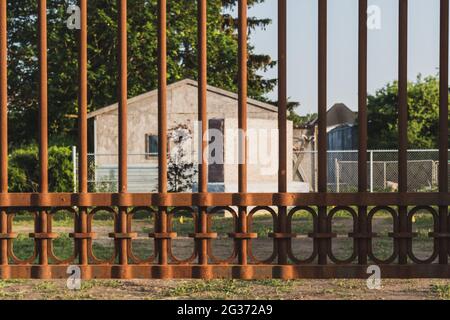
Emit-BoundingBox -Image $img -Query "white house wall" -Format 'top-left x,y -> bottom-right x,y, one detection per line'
92,81 -> 299,190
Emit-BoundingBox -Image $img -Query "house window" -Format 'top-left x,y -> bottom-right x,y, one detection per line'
145,134 -> 158,157
208,119 -> 225,183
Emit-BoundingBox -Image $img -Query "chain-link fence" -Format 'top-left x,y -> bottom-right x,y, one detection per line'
75,149 -> 450,193
293,149 -> 450,193
74,153 -> 159,193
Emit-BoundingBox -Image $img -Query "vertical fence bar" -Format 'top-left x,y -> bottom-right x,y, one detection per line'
335,158 -> 340,193
72,146 -> 77,193
358,0 -> 368,265
317,0 -> 328,265
398,0 -> 408,265
277,0 -> 288,265
237,0 -> 248,267
197,0 -> 209,267
157,0 -> 169,268
117,0 -> 128,270
38,0 -> 49,274
0,0 -> 7,272
438,0 -> 449,265
370,151 -> 374,192
78,0 -> 89,267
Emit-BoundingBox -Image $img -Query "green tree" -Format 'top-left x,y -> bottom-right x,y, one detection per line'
8,144 -> 73,192
7,0 -> 276,147
287,102 -> 317,128
367,75 -> 448,149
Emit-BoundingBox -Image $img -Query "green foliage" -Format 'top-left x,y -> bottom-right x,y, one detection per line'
289,112 -> 317,128
268,100 -> 307,128
8,0 -> 276,146
367,75 -> 448,149
8,145 -> 74,192
431,284 -> 450,300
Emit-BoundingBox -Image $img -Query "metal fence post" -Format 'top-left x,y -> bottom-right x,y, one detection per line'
335,157 -> 340,193
237,0 -> 249,270
317,0 -> 328,265
116,0 -> 129,277
370,150 -> 374,193
37,0 -> 50,278
398,0 -> 409,265
72,146 -> 77,193
357,0 -> 369,265
277,0 -> 289,267
0,0 -> 8,277
438,0 -> 449,265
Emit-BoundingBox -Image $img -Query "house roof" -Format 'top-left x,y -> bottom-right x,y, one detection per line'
87,79 -> 278,119
307,103 -> 357,128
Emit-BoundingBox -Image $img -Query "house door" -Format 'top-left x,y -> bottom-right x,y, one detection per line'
208,119 -> 224,183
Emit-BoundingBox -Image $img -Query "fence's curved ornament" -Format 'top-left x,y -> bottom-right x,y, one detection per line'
48,207 -> 77,264
368,206 -> 398,264
127,206 -> 157,264
247,206 -> 277,264
448,217 -> 450,257
407,206 -> 438,264
287,206 -> 318,264
327,206 -> 358,264
7,210 -> 38,265
206,206 -> 238,264
87,207 -> 118,264
167,206 -> 197,264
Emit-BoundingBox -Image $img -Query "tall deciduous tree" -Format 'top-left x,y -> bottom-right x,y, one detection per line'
367,75 -> 448,149
7,0 -> 276,146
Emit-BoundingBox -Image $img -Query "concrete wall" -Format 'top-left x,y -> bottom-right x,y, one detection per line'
222,118 -> 294,192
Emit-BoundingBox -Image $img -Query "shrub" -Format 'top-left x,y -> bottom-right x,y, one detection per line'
8,145 -> 74,192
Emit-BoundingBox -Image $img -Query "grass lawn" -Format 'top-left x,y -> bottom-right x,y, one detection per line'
1,278 -> 450,300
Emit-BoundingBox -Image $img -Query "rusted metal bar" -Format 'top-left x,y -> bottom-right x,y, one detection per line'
118,0 -> 128,270
277,0 -> 287,198
158,0 -> 169,268
317,0 -> 328,265
0,0 -> 7,271
0,192 -> 447,208
398,0 -> 408,265
277,0 -> 288,265
438,0 -> 449,265
357,0 -> 368,265
4,264 -> 450,280
38,0 -> 49,273
238,0 -> 248,267
197,0 -> 209,267
77,0 -> 89,267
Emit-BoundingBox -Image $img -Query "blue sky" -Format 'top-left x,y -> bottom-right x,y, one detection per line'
240,0 -> 442,115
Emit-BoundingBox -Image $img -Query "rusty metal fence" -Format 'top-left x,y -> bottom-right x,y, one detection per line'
0,0 -> 449,280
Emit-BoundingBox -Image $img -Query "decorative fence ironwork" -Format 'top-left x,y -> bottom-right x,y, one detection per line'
0,0 -> 449,279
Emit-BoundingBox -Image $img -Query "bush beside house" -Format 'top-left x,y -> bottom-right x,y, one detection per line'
8,145 -> 73,192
